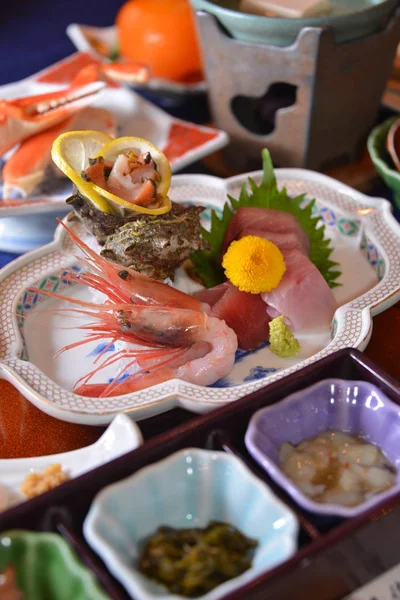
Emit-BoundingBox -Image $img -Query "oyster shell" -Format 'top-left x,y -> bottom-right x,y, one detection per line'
101,203 -> 207,280
68,193 -> 207,280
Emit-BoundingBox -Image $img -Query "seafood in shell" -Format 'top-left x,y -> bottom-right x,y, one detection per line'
68,195 -> 207,280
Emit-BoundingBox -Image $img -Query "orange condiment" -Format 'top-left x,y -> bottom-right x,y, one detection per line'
116,0 -> 203,82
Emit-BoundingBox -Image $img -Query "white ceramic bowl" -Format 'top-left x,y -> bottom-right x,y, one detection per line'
0,414 -> 143,510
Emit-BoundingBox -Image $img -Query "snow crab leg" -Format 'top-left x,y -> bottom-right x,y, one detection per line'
2,107 -> 116,199
0,74 -> 105,157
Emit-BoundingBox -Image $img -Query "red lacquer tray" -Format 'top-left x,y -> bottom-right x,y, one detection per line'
0,347 -> 399,599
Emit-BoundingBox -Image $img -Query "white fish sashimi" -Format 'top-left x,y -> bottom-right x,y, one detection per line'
261,249 -> 337,331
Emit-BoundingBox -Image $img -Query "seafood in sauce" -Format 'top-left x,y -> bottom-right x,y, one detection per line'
280,430 -> 397,506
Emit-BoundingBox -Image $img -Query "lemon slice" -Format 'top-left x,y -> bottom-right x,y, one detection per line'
52,132 -> 172,216
52,130 -> 114,214
91,136 -> 172,216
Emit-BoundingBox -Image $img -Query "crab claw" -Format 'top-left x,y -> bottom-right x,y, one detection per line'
0,78 -> 105,157
2,107 -> 116,200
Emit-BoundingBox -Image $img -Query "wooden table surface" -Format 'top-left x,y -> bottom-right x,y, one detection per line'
0,303 -> 399,459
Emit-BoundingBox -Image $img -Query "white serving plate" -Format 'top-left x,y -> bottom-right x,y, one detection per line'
0,169 -> 399,425
0,52 -> 227,251
66,24 -> 208,96
0,413 -> 142,510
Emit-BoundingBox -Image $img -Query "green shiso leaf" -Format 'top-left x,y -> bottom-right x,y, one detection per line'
190,149 -> 341,288
109,45 -> 120,62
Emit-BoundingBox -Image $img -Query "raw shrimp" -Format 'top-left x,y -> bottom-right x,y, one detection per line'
30,221 -> 238,397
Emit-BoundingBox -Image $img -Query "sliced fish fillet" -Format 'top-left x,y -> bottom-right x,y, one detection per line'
261,249 -> 336,332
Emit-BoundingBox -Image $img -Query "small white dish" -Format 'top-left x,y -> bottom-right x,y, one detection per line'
0,169 -> 399,425
83,448 -> 298,600
0,413 -> 142,510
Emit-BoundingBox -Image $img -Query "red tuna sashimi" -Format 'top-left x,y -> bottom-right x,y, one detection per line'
261,249 -> 336,331
194,282 -> 271,350
223,207 -> 310,255
238,227 -> 308,254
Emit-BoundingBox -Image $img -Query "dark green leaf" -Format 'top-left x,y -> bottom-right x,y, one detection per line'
190,149 -> 341,288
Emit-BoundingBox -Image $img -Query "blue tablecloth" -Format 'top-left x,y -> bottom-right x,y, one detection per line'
0,252 -> 19,268
0,1 -> 126,86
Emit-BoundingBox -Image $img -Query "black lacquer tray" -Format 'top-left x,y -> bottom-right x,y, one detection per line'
1,348 -> 400,600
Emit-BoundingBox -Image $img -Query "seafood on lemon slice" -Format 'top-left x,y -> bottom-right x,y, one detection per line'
2,107 -> 116,200
52,131 -> 172,216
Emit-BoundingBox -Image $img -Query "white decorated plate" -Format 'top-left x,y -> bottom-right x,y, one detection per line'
0,413 -> 142,510
0,52 -> 227,251
66,24 -> 208,96
0,169 -> 399,425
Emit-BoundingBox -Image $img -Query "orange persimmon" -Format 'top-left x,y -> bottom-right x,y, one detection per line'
116,0 -> 203,82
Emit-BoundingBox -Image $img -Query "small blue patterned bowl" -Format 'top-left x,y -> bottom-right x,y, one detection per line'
84,448 -> 298,600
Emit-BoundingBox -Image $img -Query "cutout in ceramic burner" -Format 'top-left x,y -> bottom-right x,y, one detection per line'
231,82 -> 297,135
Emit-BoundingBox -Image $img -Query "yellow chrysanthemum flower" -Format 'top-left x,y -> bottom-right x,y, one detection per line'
222,235 -> 286,294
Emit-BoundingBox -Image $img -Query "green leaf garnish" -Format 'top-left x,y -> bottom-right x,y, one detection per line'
109,45 -> 120,62
191,149 -> 341,288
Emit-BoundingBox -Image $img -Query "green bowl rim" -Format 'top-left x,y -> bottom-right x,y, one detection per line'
191,0 -> 397,27
0,530 -> 108,599
367,116 -> 400,179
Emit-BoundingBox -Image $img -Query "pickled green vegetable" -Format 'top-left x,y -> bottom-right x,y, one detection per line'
138,521 -> 258,597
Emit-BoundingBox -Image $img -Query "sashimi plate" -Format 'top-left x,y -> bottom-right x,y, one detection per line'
0,169 -> 399,425
0,413 -> 142,510
0,52 -> 227,251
